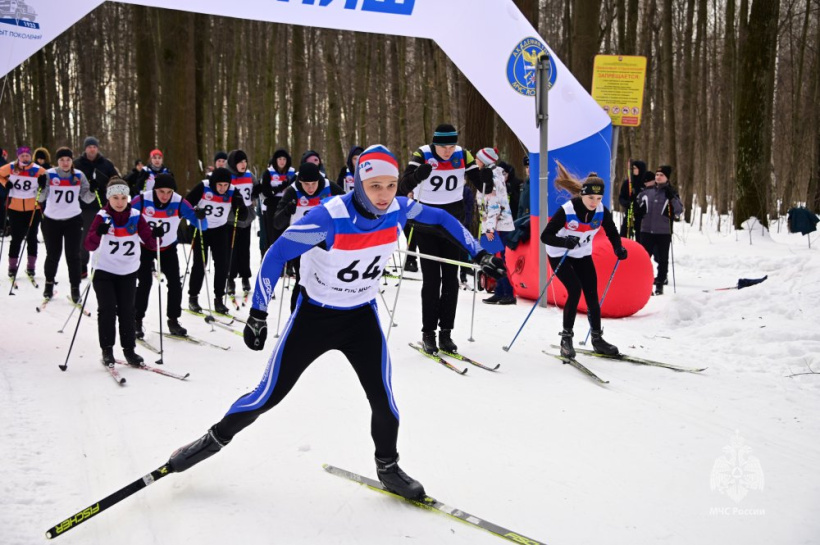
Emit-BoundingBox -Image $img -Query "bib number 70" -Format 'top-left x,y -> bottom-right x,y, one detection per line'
337,255 -> 382,283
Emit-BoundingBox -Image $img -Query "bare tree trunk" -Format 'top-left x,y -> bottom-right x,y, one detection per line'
462,77 -> 494,154
290,26 -> 307,157
660,0 -> 678,170
135,5 -> 157,157
570,0 -> 599,92
158,10 -> 198,191
734,0 -> 780,228
323,31 -> 344,173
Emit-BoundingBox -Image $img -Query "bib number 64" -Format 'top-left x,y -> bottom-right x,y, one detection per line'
337,255 -> 382,283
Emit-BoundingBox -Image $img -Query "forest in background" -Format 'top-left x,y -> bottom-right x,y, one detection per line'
0,0 -> 816,229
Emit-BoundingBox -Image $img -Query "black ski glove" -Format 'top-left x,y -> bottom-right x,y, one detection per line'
195,208 -> 207,220
38,174 -> 47,189
615,246 -> 628,260
151,225 -> 165,239
562,235 -> 580,249
244,308 -> 268,351
95,222 -> 111,236
413,163 -> 433,183
237,206 -> 249,222
287,200 -> 297,214
251,184 -> 263,199
476,251 -> 506,279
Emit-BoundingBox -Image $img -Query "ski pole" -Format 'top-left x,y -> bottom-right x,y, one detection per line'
273,269 -> 287,338
502,249 -> 569,352
223,209 -> 239,307
197,219 -> 215,331
0,192 -> 10,274
8,186 -> 42,295
669,202 -> 677,293
580,260 -> 621,346
179,227 -> 197,289
378,286 -> 397,327
59,253 -> 100,371
468,266 -> 477,342
57,281 -> 92,333
155,238 -> 164,365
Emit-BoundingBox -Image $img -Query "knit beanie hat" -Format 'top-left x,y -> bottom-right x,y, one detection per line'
211,167 -> 232,185
656,165 -> 672,179
55,147 -> 73,161
476,147 -> 499,167
153,173 -> 176,191
83,136 -> 99,149
432,124 -> 458,146
353,144 -> 399,217
106,177 -> 130,199
213,151 -> 228,163
298,162 -> 321,182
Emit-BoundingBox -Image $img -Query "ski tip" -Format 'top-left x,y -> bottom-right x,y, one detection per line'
58,365 -> 67,372
182,373 -> 191,380
35,307 -> 41,312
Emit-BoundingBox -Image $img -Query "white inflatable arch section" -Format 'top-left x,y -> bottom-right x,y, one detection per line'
1,0 -> 612,297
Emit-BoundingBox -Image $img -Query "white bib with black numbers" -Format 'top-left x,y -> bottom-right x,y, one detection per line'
139,191 -> 182,248
196,180 -> 234,229
415,145 -> 467,205
299,196 -> 400,308
290,183 -> 331,224
8,166 -> 40,200
95,208 -> 142,275
44,169 -> 83,220
545,200 -> 604,258
232,172 -> 254,207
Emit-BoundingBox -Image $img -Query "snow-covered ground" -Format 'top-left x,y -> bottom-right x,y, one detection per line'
2,215 -> 819,545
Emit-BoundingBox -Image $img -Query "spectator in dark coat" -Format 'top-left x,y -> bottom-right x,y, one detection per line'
617,160 -> 647,240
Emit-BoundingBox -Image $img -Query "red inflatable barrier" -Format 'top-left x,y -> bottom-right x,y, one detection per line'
506,223 -> 653,318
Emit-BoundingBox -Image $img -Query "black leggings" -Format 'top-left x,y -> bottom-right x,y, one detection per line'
549,255 -> 601,332
93,270 -> 138,349
7,208 -> 40,258
415,229 -> 460,333
42,214 -> 83,286
229,224 -> 252,280
189,225 -> 230,299
135,245 -> 182,321
215,295 -> 400,459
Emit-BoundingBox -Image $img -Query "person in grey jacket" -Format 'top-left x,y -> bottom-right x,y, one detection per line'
636,165 -> 683,295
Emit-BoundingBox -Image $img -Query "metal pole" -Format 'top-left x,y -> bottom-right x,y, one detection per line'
536,53 -> 550,308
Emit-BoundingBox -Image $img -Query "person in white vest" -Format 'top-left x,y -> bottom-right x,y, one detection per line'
226,149 -> 256,298
38,147 -> 97,302
84,178 -> 158,367
164,144 -> 506,501
540,164 -> 628,358
274,161 -> 345,312
132,173 -> 206,339
185,167 -> 247,316
131,148 -> 172,195
398,124 -> 483,355
257,148 -> 295,254
474,147 -> 516,305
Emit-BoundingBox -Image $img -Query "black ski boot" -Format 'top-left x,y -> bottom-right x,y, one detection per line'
404,256 -> 418,273
135,319 -> 145,339
189,297 -> 202,313
421,332 -> 437,354
43,281 -> 54,300
482,293 -> 502,305
102,346 -> 116,367
168,425 -> 231,473
559,329 -> 575,358
376,455 -> 425,500
123,347 -> 145,367
590,330 -> 619,356
70,285 -> 81,304
241,277 -> 251,293
167,319 -> 188,337
438,329 -> 458,354
654,283 -> 664,295
214,298 -> 230,315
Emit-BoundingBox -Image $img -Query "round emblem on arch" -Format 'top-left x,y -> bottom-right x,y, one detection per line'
507,37 -> 556,97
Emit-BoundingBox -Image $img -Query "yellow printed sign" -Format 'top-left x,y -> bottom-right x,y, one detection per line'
591,55 -> 647,127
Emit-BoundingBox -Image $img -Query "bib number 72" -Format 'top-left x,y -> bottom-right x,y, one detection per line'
337,255 -> 382,283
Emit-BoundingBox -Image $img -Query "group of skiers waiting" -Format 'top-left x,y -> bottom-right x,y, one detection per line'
617,160 -> 684,295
